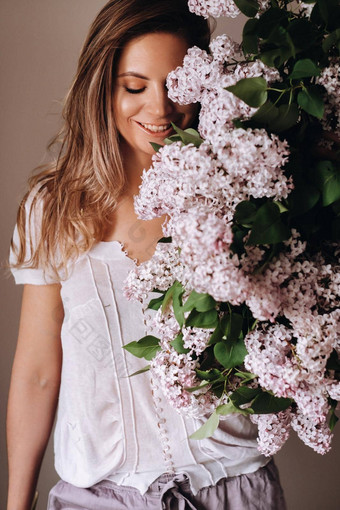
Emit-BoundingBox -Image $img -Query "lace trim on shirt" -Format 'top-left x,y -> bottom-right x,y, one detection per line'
150,375 -> 176,474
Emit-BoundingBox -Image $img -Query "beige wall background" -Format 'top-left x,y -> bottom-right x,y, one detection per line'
0,1 -> 339,508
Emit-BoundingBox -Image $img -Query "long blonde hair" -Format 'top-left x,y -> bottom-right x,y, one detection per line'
10,0 -> 211,278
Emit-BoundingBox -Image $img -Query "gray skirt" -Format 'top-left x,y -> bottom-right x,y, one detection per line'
47,460 -> 286,510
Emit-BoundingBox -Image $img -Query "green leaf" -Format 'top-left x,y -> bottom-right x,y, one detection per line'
256,7 -> 288,39
234,201 -> 258,227
226,77 -> 268,108
315,0 -> 340,30
147,294 -> 165,311
128,365 -> 150,377
289,59 -> 321,80
164,134 -> 181,145
247,202 -> 291,245
266,26 -> 296,59
214,337 -> 248,369
158,236 -> 172,243
123,336 -> 161,361
170,333 -> 190,354
171,123 -> 204,147
251,101 -> 280,126
329,398 -> 339,431
268,103 -> 299,133
250,100 -> 298,132
230,386 -> 262,406
297,86 -> 324,119
322,28 -> 340,52
234,0 -> 259,18
161,280 -> 183,315
208,323 -> 223,345
185,309 -> 219,329
196,368 -> 223,381
190,411 -> 220,440
273,201 -> 289,213
242,18 -> 259,54
313,161 -> 340,207
172,281 -> 185,327
216,401 -> 253,416
250,392 -> 292,413
185,128 -> 202,137
182,291 -> 216,313
234,370 -> 257,383
221,313 -> 244,342
185,380 -> 212,392
329,410 -> 339,431
288,18 -> 319,52
288,184 -> 320,216
260,49 -> 285,68
150,142 -> 163,152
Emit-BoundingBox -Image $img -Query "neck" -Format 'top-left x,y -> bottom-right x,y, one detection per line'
121,142 -> 153,196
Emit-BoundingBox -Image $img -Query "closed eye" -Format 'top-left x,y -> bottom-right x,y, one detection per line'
125,87 -> 146,94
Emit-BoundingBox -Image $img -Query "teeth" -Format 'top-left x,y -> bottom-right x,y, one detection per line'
139,122 -> 171,133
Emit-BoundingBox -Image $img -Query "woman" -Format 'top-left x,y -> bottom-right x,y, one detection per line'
7,1 -> 286,508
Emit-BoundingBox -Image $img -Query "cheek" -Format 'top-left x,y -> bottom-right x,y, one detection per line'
114,94 -> 140,128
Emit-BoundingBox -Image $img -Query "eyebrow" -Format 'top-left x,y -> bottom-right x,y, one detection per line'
117,72 -> 150,80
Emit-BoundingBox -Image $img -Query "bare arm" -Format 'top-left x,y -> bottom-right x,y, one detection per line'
7,284 -> 63,510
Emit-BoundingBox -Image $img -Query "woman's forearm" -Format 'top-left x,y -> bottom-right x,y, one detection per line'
7,371 -> 60,510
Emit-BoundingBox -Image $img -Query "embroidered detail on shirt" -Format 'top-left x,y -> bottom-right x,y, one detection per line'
150,376 -> 175,474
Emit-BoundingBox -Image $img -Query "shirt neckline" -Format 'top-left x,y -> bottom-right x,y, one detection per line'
89,240 -> 138,265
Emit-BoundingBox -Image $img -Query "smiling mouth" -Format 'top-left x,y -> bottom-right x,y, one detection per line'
137,121 -> 173,134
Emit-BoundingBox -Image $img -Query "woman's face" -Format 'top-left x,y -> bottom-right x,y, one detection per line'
113,32 -> 198,165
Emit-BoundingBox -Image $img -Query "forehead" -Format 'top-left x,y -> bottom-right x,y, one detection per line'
117,32 -> 189,77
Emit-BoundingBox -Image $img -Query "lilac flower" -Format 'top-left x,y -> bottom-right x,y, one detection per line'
291,411 -> 333,455
123,242 -> 182,303
167,35 -> 281,135
317,59 -> 340,135
187,0 -> 240,18
251,410 -> 292,456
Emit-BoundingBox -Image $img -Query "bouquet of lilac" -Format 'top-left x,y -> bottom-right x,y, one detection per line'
123,0 -> 340,456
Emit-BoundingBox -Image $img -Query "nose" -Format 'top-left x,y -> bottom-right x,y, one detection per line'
148,83 -> 175,118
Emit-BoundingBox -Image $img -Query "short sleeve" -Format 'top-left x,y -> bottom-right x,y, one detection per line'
9,187 -> 60,285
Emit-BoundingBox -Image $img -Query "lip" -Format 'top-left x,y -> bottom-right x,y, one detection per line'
134,120 -> 179,138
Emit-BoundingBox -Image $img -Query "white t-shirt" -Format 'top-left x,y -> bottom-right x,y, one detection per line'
10,189 -> 268,495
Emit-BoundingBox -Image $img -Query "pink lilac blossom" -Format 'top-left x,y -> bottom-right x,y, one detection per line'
251,410 -> 292,456
136,288 -> 220,416
188,0 -> 240,18
326,381 -> 340,401
208,127 -> 292,205
244,312 -> 337,428
180,247 -> 249,304
198,58 -> 281,137
243,231 -> 306,321
280,250 -> 340,323
166,47 -> 215,105
291,411 -> 333,454
209,34 -> 242,65
295,1 -> 315,18
123,15 -> 339,453
134,129 -> 291,225
167,36 -> 281,135
151,348 -> 220,417
293,311 -> 340,375
123,242 -> 182,303
317,59 -> 340,135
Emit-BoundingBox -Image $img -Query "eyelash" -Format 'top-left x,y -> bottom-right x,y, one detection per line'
125,87 -> 146,94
